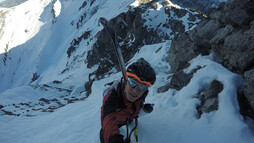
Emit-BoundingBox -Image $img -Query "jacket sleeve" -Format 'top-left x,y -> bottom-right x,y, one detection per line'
101,88 -> 123,143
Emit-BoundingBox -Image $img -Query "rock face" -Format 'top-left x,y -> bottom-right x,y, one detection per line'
85,0 -> 202,82
167,0 -> 254,120
244,69 -> 254,111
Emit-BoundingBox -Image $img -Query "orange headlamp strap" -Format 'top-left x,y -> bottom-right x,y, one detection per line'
126,72 -> 152,87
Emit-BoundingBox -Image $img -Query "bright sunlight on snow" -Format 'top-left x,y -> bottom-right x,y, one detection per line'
53,0 -> 61,18
0,0 -> 52,54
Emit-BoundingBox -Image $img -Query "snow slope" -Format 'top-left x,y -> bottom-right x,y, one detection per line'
0,0 -> 6,3
0,0 -> 52,54
0,0 -> 136,93
1,43 -> 253,143
0,0 -> 254,143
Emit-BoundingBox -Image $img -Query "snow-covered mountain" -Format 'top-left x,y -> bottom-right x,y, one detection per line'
0,0 -> 253,143
171,0 -> 228,13
0,0 -> 28,8
0,0 -> 202,114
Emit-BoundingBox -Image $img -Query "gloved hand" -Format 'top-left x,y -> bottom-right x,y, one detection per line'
109,134 -> 125,143
143,103 -> 154,113
124,138 -> 131,143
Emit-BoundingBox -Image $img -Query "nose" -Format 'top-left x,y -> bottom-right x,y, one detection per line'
133,86 -> 142,93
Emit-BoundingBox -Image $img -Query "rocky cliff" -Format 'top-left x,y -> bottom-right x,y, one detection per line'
167,0 -> 254,120
84,0 -> 203,89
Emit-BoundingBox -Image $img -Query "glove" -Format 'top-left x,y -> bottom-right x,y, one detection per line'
124,138 -> 131,143
143,103 -> 154,113
109,134 -> 125,143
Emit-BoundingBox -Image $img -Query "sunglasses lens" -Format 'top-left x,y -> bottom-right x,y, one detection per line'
128,78 -> 138,87
128,78 -> 148,92
138,85 -> 148,91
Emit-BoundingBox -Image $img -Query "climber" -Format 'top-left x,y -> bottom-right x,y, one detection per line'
100,58 -> 156,143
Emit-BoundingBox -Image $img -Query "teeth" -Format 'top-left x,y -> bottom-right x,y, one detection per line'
131,93 -> 137,97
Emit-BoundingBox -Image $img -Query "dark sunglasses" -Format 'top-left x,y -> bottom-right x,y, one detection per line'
127,78 -> 149,92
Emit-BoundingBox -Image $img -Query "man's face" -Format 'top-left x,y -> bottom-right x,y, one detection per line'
124,78 -> 148,102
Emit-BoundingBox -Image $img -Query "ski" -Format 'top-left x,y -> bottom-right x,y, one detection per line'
99,17 -> 127,82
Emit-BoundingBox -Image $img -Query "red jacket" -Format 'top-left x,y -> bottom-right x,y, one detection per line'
100,81 -> 145,143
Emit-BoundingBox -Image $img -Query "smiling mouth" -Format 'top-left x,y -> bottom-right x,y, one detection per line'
130,92 -> 137,98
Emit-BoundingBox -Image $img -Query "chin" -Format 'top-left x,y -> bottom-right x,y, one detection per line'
127,95 -> 136,102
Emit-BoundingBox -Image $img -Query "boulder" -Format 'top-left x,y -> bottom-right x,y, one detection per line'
168,32 -> 197,72
196,80 -> 224,118
167,71 -> 192,90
